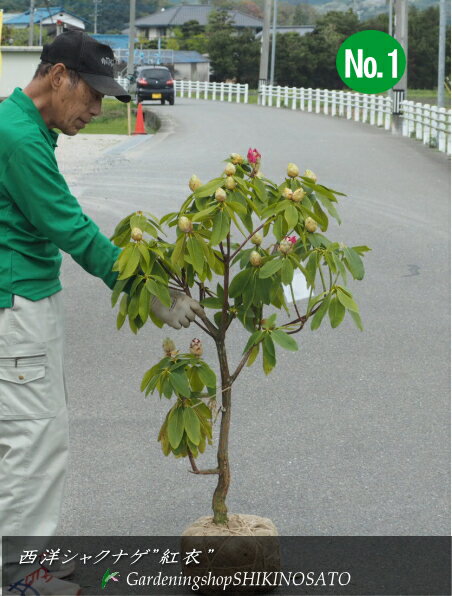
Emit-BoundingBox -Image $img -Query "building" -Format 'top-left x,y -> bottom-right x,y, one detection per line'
123,5 -> 263,40
4,6 -> 87,35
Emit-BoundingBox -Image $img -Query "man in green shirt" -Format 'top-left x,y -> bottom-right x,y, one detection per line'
0,31 -> 202,592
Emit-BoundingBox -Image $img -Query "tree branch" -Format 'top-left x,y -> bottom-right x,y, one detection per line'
230,347 -> 254,385
187,451 -> 219,475
229,217 -> 274,262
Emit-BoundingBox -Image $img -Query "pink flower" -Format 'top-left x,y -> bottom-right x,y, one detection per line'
285,235 -> 297,244
247,148 -> 261,164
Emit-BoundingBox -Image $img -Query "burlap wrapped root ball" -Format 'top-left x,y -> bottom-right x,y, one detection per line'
180,514 -> 281,594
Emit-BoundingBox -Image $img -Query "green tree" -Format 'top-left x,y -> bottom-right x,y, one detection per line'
110,153 -> 369,526
292,3 -> 319,26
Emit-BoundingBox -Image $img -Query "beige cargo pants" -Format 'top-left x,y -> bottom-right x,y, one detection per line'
0,292 -> 69,542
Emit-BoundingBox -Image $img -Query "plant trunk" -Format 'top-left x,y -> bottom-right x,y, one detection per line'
212,338 -> 231,524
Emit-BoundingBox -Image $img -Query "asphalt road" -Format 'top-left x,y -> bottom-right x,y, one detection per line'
58,98 -> 450,536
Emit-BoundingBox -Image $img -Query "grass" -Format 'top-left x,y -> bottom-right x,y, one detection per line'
83,98 -> 132,134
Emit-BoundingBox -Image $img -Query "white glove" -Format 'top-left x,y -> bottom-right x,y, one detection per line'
150,290 -> 204,330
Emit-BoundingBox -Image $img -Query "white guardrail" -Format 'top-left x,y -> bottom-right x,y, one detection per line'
175,80 -> 249,103
400,100 -> 451,155
119,77 -> 450,156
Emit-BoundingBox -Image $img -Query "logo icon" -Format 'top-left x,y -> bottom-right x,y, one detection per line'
101,568 -> 120,589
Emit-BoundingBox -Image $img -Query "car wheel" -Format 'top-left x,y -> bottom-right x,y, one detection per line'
160,98 -> 165,105
136,95 -> 142,104
168,96 -> 175,105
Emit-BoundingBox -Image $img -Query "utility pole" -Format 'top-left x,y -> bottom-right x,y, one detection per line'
259,0 -> 271,87
388,0 -> 393,36
28,0 -> 35,46
269,0 -> 278,86
393,0 -> 408,95
437,0 -> 446,107
93,0 -> 102,34
127,0 -> 136,134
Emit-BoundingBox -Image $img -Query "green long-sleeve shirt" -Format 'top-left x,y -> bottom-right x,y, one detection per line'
0,88 -> 120,308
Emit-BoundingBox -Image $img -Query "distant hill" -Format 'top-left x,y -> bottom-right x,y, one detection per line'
0,0 -> 448,32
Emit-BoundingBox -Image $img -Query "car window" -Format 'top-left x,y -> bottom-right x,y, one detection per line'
140,69 -> 171,80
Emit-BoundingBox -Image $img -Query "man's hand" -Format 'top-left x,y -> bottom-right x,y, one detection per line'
150,290 -> 204,329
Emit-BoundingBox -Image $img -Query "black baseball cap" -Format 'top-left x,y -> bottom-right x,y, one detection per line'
41,30 -> 131,102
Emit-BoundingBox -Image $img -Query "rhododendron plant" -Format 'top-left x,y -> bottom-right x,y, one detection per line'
110,150 -> 370,525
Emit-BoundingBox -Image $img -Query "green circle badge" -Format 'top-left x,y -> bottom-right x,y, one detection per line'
336,30 -> 406,94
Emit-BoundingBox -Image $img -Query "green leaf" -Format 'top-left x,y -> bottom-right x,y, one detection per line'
271,329 -> 298,351
344,247 -> 365,280
243,330 -> 265,354
167,407 -> 185,449
171,234 -> 186,268
273,216 -> 285,241
146,279 -> 171,308
349,309 -> 364,331
310,295 -> 331,330
200,297 -> 223,309
247,344 -> 260,367
111,278 -> 128,307
262,335 -> 276,375
317,194 -> 342,224
189,368 -> 205,392
281,259 -> 294,285
229,268 -> 252,298
253,178 -> 268,203
352,245 -> 372,255
138,284 -> 150,322
186,235 -> 205,276
194,177 -> 225,198
313,200 -> 329,231
137,243 -> 151,269
191,204 -> 218,222
284,203 -> 299,230
328,296 -> 346,328
183,407 -> 201,445
259,259 -> 283,279
197,363 -> 216,388
169,370 -> 192,397
305,252 -> 317,288
336,287 -> 359,312
210,209 -> 230,246
119,245 -> 140,279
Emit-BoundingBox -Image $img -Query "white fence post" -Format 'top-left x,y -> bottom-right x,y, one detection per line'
346,93 -> 352,120
244,84 -> 249,104
422,104 -> 431,145
307,88 -> 313,112
228,83 -> 233,102
195,80 -> 200,99
300,88 -> 305,111
276,86 -> 281,108
331,90 -> 337,116
315,88 -> 321,113
415,103 -> 423,140
188,80 -> 192,98
354,93 -> 360,122
438,107 -> 446,152
204,82 -> 208,100
362,94 -> 368,124
323,89 -> 329,115
376,96 -> 384,127
291,87 -> 296,110
220,82 -> 224,101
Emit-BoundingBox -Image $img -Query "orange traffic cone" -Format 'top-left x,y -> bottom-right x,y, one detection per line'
133,102 -> 147,135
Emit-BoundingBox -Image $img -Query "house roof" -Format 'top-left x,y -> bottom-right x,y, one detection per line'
92,34 -> 131,50
4,6 -> 88,26
131,5 -> 263,29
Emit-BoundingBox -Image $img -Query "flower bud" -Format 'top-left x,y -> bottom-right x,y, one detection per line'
224,176 -> 236,190
292,188 -> 306,203
303,169 -> 317,183
251,232 -> 263,245
282,187 -> 293,200
178,216 -> 193,233
190,338 -> 203,357
305,217 -> 317,233
287,163 -> 299,178
163,337 -> 176,356
131,227 -> 143,241
189,174 -> 202,192
249,251 -> 262,267
230,153 -> 243,165
224,163 -> 236,176
279,239 -> 293,254
215,188 -> 227,202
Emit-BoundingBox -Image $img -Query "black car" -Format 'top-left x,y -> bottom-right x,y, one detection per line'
134,66 -> 175,105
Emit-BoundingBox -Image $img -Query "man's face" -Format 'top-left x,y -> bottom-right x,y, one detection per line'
54,72 -> 103,136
